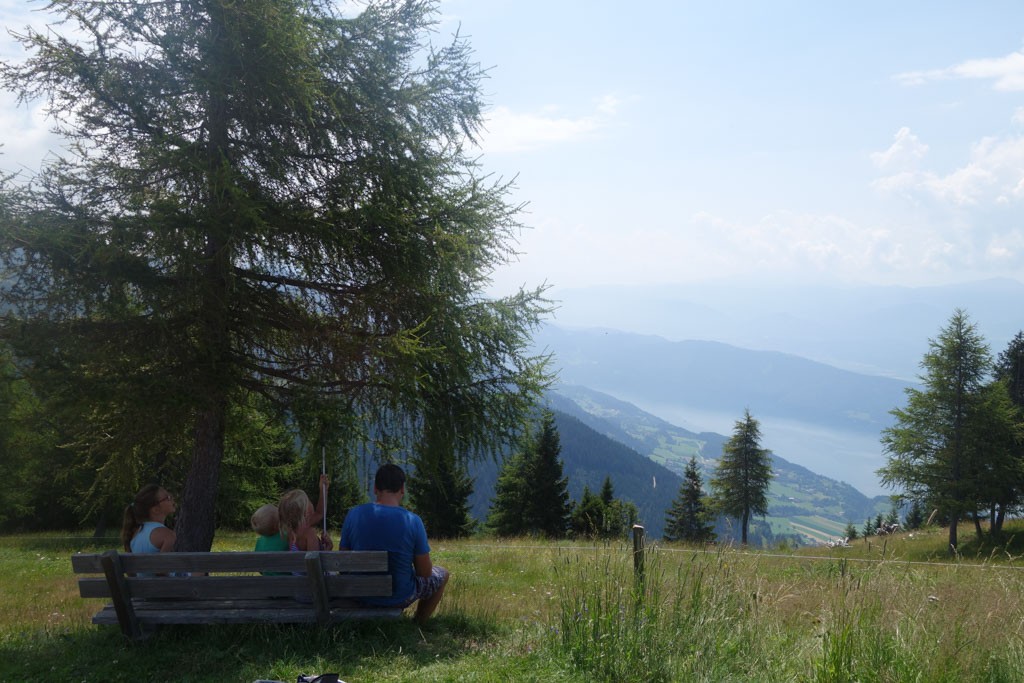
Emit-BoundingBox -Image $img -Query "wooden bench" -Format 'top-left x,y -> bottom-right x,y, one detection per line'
72,550 -> 403,641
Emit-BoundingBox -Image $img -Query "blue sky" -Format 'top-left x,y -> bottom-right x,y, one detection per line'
4,1 -> 1024,296
435,1 -> 1024,295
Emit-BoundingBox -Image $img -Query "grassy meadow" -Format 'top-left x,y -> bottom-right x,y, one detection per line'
3,524 -> 1024,682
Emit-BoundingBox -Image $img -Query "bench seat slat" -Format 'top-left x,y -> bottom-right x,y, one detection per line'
82,574 -> 394,600
91,604 -> 403,625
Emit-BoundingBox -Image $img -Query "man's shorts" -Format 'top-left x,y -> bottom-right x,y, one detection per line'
401,565 -> 449,607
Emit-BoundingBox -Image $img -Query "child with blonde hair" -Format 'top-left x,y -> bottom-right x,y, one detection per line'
278,488 -> 333,552
251,503 -> 287,551
251,474 -> 330,552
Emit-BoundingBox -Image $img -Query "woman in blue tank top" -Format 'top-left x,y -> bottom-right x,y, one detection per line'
121,484 -> 177,554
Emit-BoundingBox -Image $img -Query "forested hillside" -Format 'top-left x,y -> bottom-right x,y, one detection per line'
467,410 -> 682,539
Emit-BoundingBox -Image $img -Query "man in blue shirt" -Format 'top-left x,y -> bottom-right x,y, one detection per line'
340,463 -> 449,624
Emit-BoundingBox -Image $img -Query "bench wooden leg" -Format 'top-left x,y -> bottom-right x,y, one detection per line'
100,550 -> 143,641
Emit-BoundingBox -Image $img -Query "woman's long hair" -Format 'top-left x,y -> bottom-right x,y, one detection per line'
121,484 -> 163,551
277,489 -> 311,544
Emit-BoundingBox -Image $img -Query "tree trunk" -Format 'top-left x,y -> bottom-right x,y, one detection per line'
174,399 -> 227,551
973,512 -> 983,539
92,513 -> 108,539
741,508 -> 749,545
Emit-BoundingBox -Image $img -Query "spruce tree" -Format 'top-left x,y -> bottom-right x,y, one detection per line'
570,486 -> 604,538
904,499 -> 925,530
487,411 -> 570,538
486,451 -> 530,536
603,498 -> 639,538
709,409 -> 773,545
409,449 -> 475,539
862,518 -> 874,538
664,457 -> 715,543
525,412 -> 572,538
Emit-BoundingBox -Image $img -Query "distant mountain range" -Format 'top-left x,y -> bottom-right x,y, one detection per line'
530,324 -> 912,494
546,277 -> 1024,381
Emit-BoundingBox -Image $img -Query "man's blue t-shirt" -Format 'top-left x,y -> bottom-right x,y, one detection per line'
340,503 -> 430,606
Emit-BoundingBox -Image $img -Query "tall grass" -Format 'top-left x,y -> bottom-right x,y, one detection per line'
5,526 -> 1024,681
551,544 -> 793,682
547,534 -> 1024,682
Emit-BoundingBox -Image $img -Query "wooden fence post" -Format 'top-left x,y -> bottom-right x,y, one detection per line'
632,524 -> 646,590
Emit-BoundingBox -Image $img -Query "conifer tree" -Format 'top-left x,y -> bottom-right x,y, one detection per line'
600,476 -> 615,507
570,486 -> 604,538
996,331 -> 1024,408
904,499 -> 925,530
0,0 -> 550,549
710,409 -> 773,545
593,476 -> 637,538
878,310 -> 1014,552
525,412 -> 572,537
885,504 -> 899,527
408,449 -> 475,539
486,451 -> 531,537
664,457 -> 715,543
487,411 -> 570,538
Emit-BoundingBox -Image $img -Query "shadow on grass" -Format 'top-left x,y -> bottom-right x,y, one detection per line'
954,531 -> 1024,562
0,611 -> 505,682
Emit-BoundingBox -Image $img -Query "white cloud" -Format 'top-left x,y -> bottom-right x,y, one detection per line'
685,208 -> 1022,284
895,50 -> 1024,91
871,127 -> 929,170
489,196 -> 1024,294
873,131 -> 1024,206
986,229 -> 1024,263
687,211 -> 898,279
478,95 -> 620,154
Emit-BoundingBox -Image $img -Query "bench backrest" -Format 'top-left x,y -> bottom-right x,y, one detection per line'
72,550 -> 394,638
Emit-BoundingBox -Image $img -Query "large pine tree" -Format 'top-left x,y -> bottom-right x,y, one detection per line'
0,0 -> 549,549
878,310 -> 1019,551
710,409 -> 773,545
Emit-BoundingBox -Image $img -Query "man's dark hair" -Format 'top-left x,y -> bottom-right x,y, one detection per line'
374,463 -> 406,493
